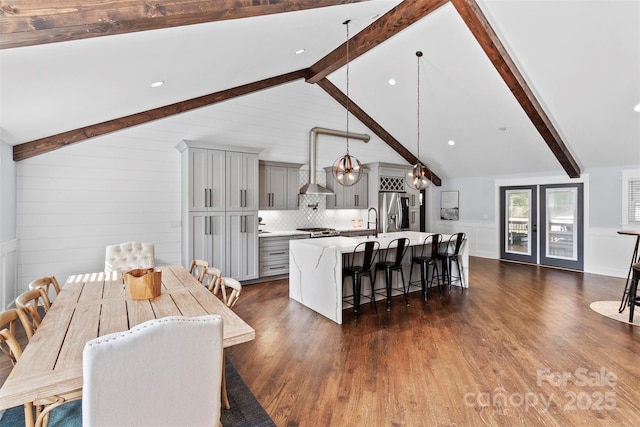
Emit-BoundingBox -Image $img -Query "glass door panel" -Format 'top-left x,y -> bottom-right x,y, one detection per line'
540,184 -> 583,270
500,186 -> 537,264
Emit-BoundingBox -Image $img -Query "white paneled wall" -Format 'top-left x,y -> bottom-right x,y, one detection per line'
432,219 -> 633,279
16,137 -> 182,294
1,239 -> 18,310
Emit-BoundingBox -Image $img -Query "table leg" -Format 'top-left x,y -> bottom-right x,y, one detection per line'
222,352 -> 230,410
619,236 -> 640,313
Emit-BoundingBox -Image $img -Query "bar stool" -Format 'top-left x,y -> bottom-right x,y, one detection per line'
628,263 -> 640,322
343,240 -> 379,319
437,232 -> 466,292
408,233 -> 442,301
375,238 -> 410,311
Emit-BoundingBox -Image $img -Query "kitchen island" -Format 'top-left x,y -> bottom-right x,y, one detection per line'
289,231 -> 469,324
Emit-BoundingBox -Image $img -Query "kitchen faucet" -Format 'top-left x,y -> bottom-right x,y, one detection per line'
367,207 -> 378,238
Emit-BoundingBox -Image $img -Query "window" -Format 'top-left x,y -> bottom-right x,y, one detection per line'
622,169 -> 640,224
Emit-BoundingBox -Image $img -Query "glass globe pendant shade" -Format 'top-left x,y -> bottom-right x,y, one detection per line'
411,162 -> 431,191
333,153 -> 363,186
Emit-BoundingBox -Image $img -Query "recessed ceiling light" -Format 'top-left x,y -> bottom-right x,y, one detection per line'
498,126 -> 507,131
150,81 -> 164,88
448,140 -> 456,146
634,103 -> 640,112
371,14 -> 380,20
295,49 -> 306,55
388,78 -> 397,86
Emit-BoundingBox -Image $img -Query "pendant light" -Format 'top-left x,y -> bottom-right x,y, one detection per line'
333,19 -> 363,187
408,51 -> 431,191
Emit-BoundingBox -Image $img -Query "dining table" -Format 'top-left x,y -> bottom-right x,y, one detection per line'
0,264 -> 255,426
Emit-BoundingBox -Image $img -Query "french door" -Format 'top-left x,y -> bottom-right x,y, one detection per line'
500,183 -> 584,270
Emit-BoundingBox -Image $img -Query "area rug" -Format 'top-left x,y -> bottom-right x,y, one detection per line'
0,358 -> 275,427
590,300 -> 640,326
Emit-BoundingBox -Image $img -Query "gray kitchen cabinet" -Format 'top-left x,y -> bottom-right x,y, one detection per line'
189,212 -> 226,271
226,211 -> 259,281
259,161 -> 302,210
324,168 -> 368,209
226,151 -> 259,211
259,234 -> 309,278
177,141 -> 261,280
186,148 -> 226,212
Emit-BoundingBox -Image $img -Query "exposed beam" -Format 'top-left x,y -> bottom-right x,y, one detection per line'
13,69 -> 309,161
0,0 -> 369,49
307,0 -> 449,84
317,78 -> 442,186
451,0 -> 581,178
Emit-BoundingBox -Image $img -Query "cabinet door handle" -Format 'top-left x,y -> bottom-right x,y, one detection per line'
209,189 -> 213,207
269,251 -> 287,255
210,216 -> 214,234
269,266 -> 286,270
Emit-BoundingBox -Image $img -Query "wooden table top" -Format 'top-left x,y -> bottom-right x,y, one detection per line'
0,265 -> 255,410
618,230 -> 640,237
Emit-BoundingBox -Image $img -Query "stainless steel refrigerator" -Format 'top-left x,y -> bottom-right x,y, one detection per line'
379,192 -> 410,233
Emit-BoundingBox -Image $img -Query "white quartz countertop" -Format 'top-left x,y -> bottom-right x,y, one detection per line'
290,231 -> 446,253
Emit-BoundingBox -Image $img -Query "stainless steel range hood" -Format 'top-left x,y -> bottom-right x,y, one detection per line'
299,127 -> 371,195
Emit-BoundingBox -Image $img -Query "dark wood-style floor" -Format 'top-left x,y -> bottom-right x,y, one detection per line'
226,257 -> 640,426
1,257 -> 639,426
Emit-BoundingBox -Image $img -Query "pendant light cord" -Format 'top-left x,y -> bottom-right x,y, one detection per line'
416,51 -> 423,164
344,19 -> 351,155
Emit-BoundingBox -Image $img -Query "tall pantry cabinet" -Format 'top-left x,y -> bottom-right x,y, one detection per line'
177,141 -> 261,281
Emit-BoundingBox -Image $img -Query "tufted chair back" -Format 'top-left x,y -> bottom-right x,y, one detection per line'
104,242 -> 155,273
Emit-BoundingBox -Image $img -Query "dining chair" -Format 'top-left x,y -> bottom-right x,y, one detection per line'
0,308 -> 29,365
375,238 -> 410,311
200,266 -> 223,293
28,276 -> 61,311
189,259 -> 209,282
82,315 -> 224,427
218,277 -> 242,309
408,234 -> 442,301
104,241 -> 155,273
0,308 -> 81,427
343,240 -> 379,319
437,232 -> 467,291
15,289 -> 49,339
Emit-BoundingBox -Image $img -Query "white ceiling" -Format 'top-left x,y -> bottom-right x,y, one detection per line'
1,0 -> 639,179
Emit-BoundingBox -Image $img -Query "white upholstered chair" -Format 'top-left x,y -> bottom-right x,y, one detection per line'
82,315 -> 224,427
104,242 -> 155,273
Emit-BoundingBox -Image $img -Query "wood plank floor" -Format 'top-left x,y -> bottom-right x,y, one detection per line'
226,257 -> 640,426
1,257 -> 639,426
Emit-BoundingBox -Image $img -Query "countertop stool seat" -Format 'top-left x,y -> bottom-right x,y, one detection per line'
408,234 -> 442,301
375,238 -> 410,311
343,240 -> 379,319
437,232 -> 466,292
628,263 -> 640,322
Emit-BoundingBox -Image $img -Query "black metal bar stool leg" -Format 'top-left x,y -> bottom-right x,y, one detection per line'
420,260 -> 428,301
629,264 -> 640,323
353,272 -> 362,319
385,268 -> 392,311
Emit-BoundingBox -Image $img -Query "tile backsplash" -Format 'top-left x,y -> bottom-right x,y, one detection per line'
258,170 -> 369,231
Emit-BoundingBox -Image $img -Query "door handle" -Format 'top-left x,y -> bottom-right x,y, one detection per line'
209,189 -> 213,207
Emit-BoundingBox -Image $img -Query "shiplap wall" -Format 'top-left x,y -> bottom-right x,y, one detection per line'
15,136 -> 182,293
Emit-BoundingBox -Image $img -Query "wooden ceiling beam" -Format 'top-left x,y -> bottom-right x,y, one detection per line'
317,78 -> 442,186
13,69 -> 309,161
306,0 -> 449,84
451,0 -> 581,178
0,0 -> 369,49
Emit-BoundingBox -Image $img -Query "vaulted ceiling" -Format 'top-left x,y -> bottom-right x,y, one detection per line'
1,0 -> 639,182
